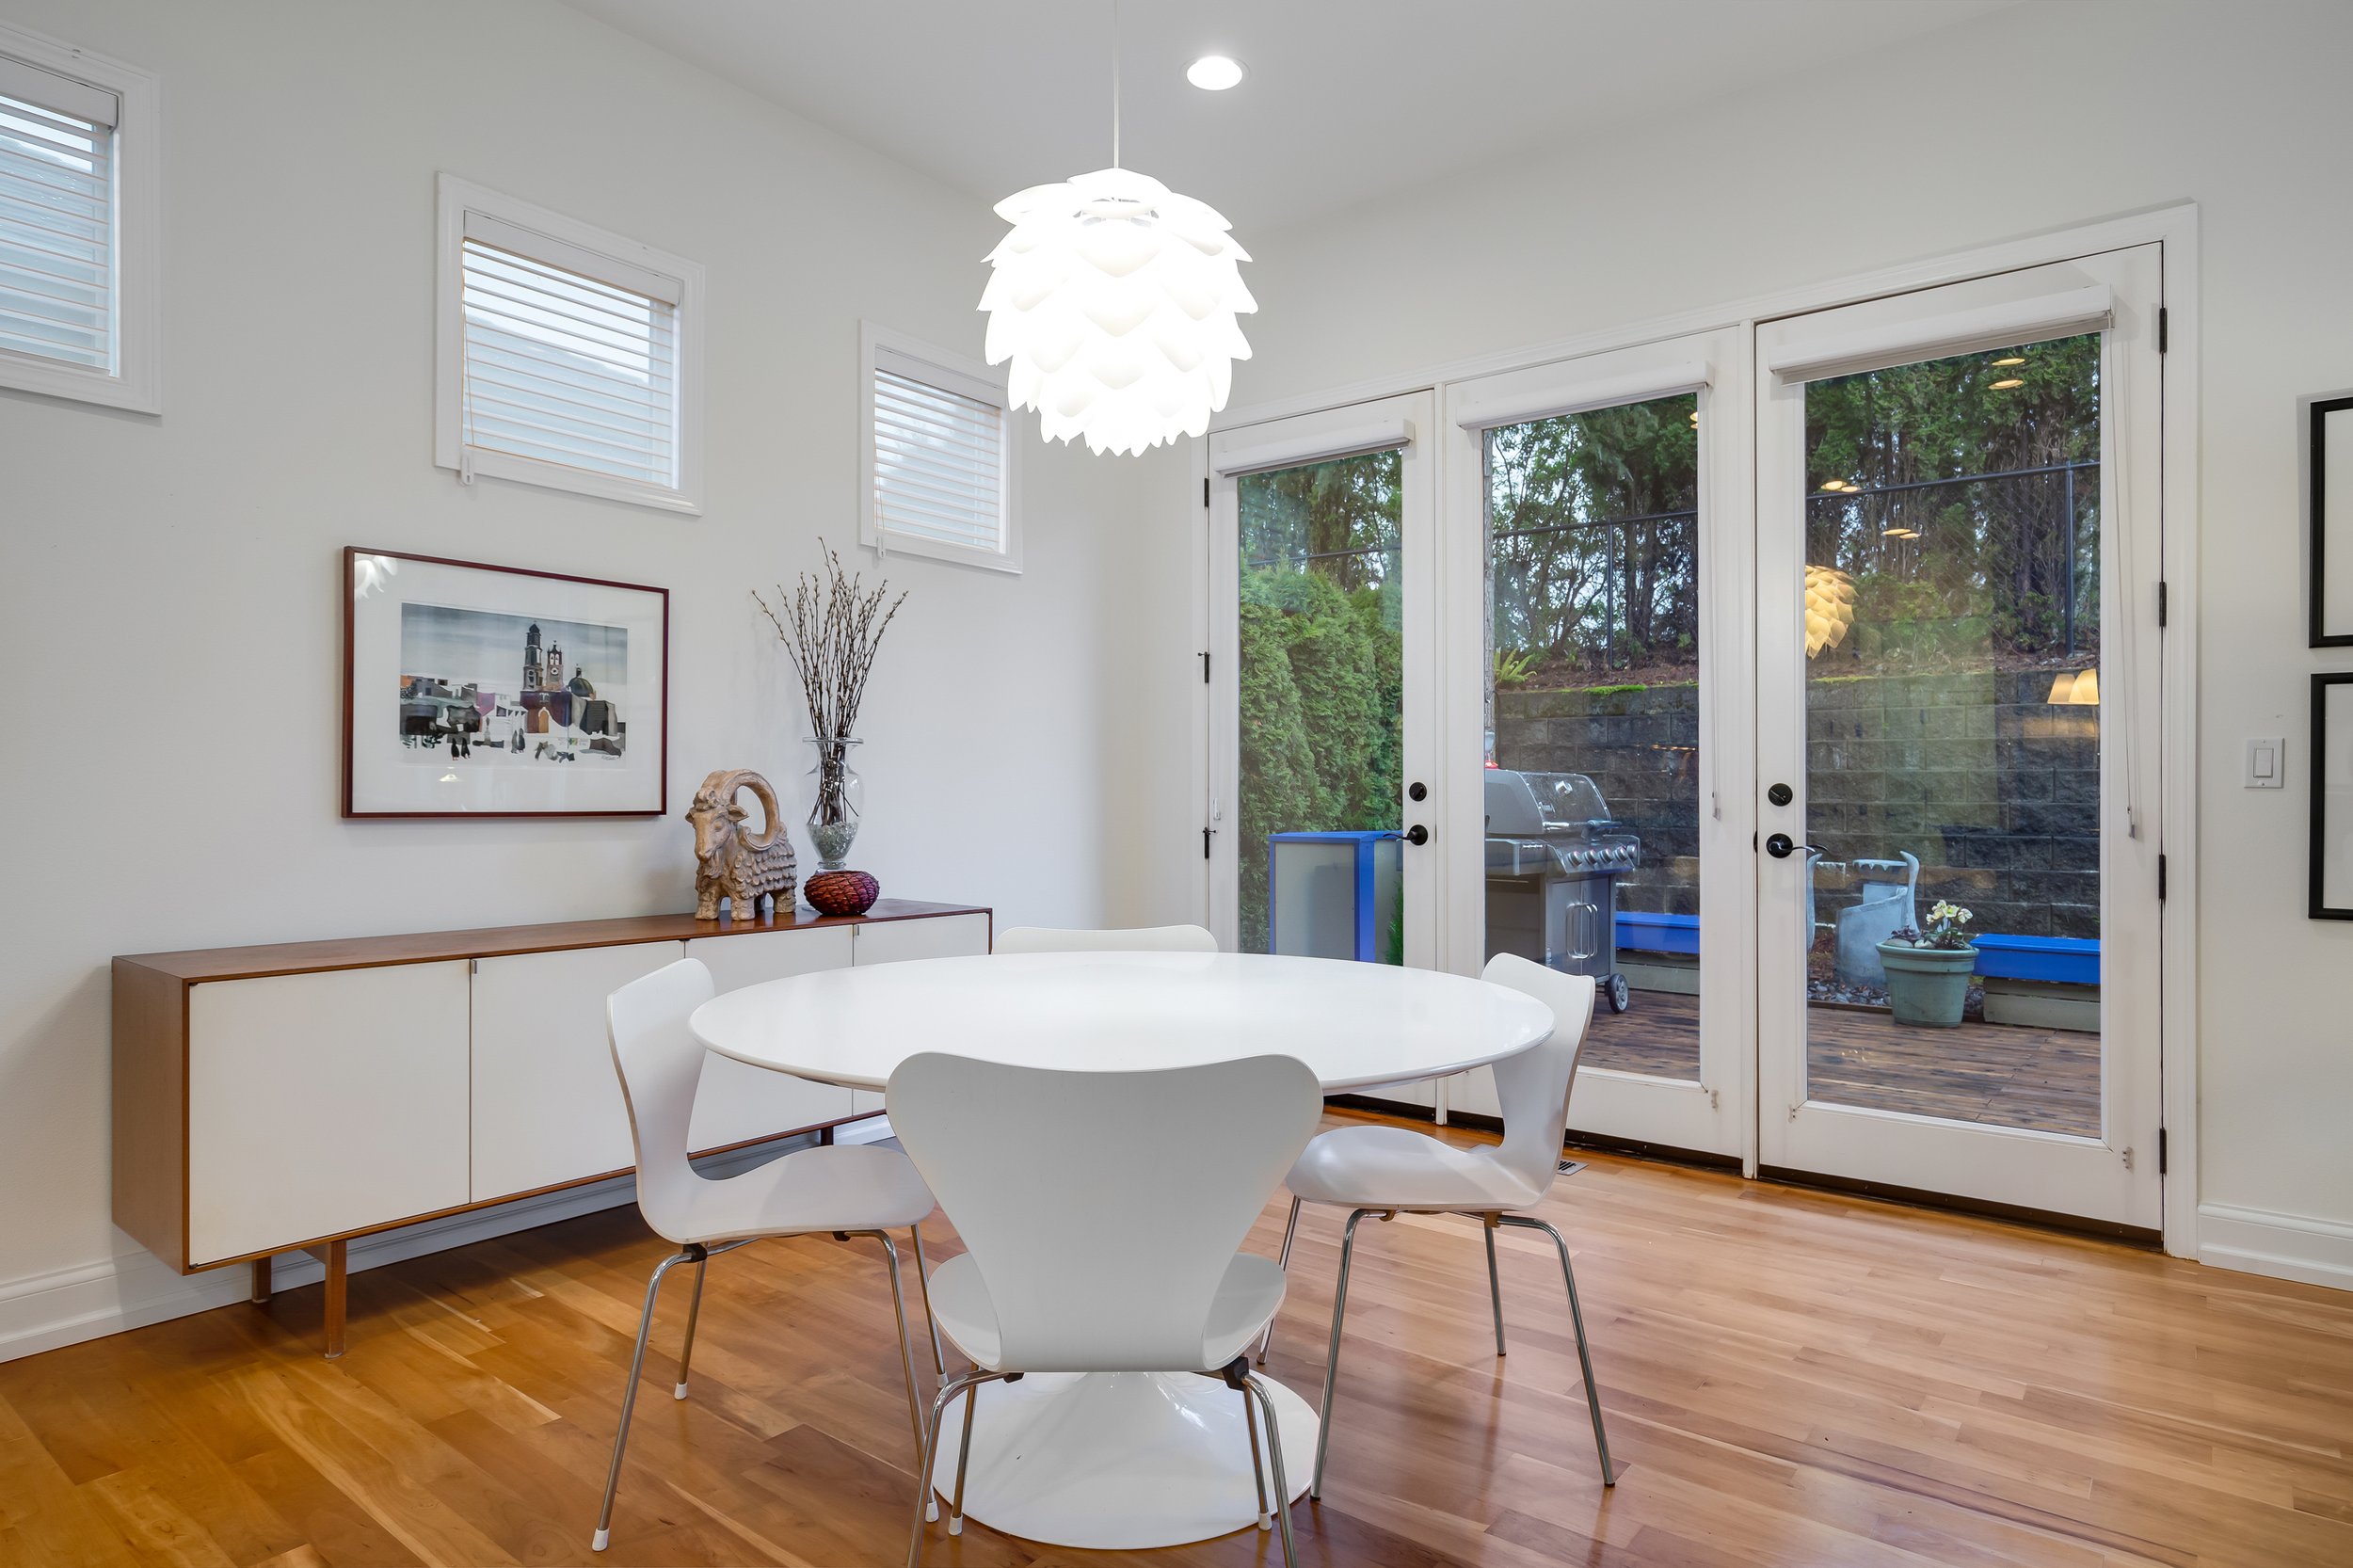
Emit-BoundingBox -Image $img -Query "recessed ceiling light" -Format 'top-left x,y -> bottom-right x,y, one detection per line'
1186,55 -> 1246,90
1991,356 -> 2025,367
1990,377 -> 2025,390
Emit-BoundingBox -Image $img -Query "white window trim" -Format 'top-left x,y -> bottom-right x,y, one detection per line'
0,22 -> 158,414
435,173 -> 705,515
859,321 -> 1022,574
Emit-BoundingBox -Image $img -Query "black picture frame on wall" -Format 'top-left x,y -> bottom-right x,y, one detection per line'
2313,392 -> 2353,648
2314,673 -> 2353,920
343,548 -> 670,819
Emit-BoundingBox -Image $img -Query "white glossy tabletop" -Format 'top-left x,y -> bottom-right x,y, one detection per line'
691,950 -> 1555,1093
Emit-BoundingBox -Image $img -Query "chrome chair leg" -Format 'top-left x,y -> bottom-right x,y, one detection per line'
591,1246 -> 697,1552
1241,1377 -> 1272,1529
1482,1213 -> 1507,1357
672,1251 -> 710,1400
1257,1193 -> 1302,1364
869,1232 -> 929,1455
1500,1214 -> 1614,1485
909,1225 -> 946,1376
1244,1371 -> 1301,1568
948,1380 -> 980,1535
1309,1207 -> 1373,1498
906,1369 -> 1005,1568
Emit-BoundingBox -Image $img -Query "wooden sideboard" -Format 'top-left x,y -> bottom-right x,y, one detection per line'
113,899 -> 991,1355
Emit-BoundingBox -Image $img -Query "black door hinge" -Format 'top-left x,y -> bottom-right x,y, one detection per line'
2157,1126 -> 2169,1175
1203,476 -> 1210,507
2157,580 -> 2169,627
1203,826 -> 1212,860
2157,852 -> 2168,902
2156,307 -> 2169,354
1200,650 -> 1210,683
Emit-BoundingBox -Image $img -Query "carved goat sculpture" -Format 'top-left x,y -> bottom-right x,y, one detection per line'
687,769 -> 798,920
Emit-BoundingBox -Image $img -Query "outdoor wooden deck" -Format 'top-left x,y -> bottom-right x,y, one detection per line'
1582,988 -> 2102,1137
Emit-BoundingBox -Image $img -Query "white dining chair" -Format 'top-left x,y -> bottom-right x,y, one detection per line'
592,958 -> 944,1553
992,922 -> 1220,954
888,1051 -> 1322,1567
1267,952 -> 1615,1496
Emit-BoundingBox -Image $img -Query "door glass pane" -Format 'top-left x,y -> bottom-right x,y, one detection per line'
1237,451 -> 1404,959
1483,393 -> 1700,1079
1800,333 -> 2101,1135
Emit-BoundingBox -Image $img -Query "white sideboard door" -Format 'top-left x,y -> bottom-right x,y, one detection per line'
684,926 -> 856,1150
847,913 -> 992,1111
187,962 -> 472,1265
471,941 -> 685,1201
852,913 -> 991,966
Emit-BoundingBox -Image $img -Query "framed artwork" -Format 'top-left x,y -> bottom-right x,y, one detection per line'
2316,674 -> 2353,920
2313,392 -> 2353,647
344,548 -> 668,818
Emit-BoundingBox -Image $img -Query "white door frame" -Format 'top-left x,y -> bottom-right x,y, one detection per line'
1437,327 -> 1753,1163
1206,392 -> 1443,972
1191,206 -> 2200,1256
1753,245 -> 2167,1231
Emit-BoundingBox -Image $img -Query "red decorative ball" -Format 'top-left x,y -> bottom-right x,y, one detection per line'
805,870 -> 881,917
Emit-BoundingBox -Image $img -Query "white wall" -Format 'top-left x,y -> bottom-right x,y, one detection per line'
0,0 -> 1164,1350
1211,0 -> 2353,1283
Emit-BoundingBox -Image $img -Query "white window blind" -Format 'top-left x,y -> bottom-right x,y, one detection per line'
873,362 -> 1007,553
0,60 -> 118,372
459,236 -> 678,488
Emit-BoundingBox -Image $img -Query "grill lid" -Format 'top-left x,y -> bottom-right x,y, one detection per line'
1485,768 -> 1610,835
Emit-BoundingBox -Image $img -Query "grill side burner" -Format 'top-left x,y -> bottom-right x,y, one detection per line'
1484,768 -> 1640,1014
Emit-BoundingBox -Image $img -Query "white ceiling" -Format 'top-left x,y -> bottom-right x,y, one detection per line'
564,1 -> 2018,235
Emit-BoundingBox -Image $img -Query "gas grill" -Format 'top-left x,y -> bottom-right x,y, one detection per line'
1484,767 -> 1640,1014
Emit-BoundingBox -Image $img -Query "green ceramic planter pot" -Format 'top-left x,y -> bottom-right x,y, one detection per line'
1877,941 -> 1977,1027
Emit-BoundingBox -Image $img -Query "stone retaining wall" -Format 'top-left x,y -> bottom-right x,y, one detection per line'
1495,671 -> 2099,938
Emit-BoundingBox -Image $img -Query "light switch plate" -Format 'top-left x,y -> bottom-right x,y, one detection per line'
2246,737 -> 2285,789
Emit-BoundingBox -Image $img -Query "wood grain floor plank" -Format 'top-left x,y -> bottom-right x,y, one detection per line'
5,1112 -> 2348,1566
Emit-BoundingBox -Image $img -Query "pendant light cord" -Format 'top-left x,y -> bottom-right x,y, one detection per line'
1110,0 -> 1121,168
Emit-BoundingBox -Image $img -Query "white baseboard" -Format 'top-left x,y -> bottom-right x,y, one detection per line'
0,1128 -> 840,1365
2197,1202 -> 2353,1292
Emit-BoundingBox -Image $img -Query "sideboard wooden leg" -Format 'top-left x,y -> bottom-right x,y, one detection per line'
250,1256 -> 272,1304
818,1124 -> 836,1147
305,1239 -> 348,1358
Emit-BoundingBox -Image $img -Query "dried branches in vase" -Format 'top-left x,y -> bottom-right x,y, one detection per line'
753,544 -> 906,872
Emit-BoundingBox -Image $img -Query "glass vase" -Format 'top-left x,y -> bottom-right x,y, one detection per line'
805,736 -> 865,871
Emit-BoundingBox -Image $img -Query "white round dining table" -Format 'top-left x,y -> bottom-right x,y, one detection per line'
690,949 -> 1556,1551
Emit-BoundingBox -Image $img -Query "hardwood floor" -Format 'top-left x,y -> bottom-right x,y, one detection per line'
1583,991 -> 2101,1136
4,1112 -> 2348,1567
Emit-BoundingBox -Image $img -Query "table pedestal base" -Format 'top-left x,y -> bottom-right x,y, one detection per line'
923,1368 -> 1318,1549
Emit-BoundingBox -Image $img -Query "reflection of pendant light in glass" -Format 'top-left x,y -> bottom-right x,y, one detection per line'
979,4 -> 1255,456
1803,564 -> 1856,657
2047,668 -> 2100,705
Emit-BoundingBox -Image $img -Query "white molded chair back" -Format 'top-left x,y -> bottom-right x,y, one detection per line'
889,1053 -> 1320,1371
1481,952 -> 1598,1202
992,923 -> 1219,954
606,958 -> 720,1243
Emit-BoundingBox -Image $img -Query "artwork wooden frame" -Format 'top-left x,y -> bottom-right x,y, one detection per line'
343,548 -> 669,818
2313,392 -> 2353,648
2315,674 -> 2353,920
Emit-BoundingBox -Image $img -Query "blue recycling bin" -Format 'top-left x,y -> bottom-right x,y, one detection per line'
1268,830 -> 1401,963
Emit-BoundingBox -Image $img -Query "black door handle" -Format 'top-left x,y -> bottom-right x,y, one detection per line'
1404,824 -> 1430,846
1764,833 -> 1824,859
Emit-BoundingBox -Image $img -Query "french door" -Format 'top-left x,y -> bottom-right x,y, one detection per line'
1753,247 -> 2167,1228
1208,393 -> 1441,998
1436,329 -> 1750,1160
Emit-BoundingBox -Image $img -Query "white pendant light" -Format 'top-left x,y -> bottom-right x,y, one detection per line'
979,8 -> 1255,456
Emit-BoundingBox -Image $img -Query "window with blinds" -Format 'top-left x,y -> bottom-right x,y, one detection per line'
459,236 -> 678,488
870,345 -> 1013,566
0,58 -> 119,373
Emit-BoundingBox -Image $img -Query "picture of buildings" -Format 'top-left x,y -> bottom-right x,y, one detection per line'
397,603 -> 629,765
